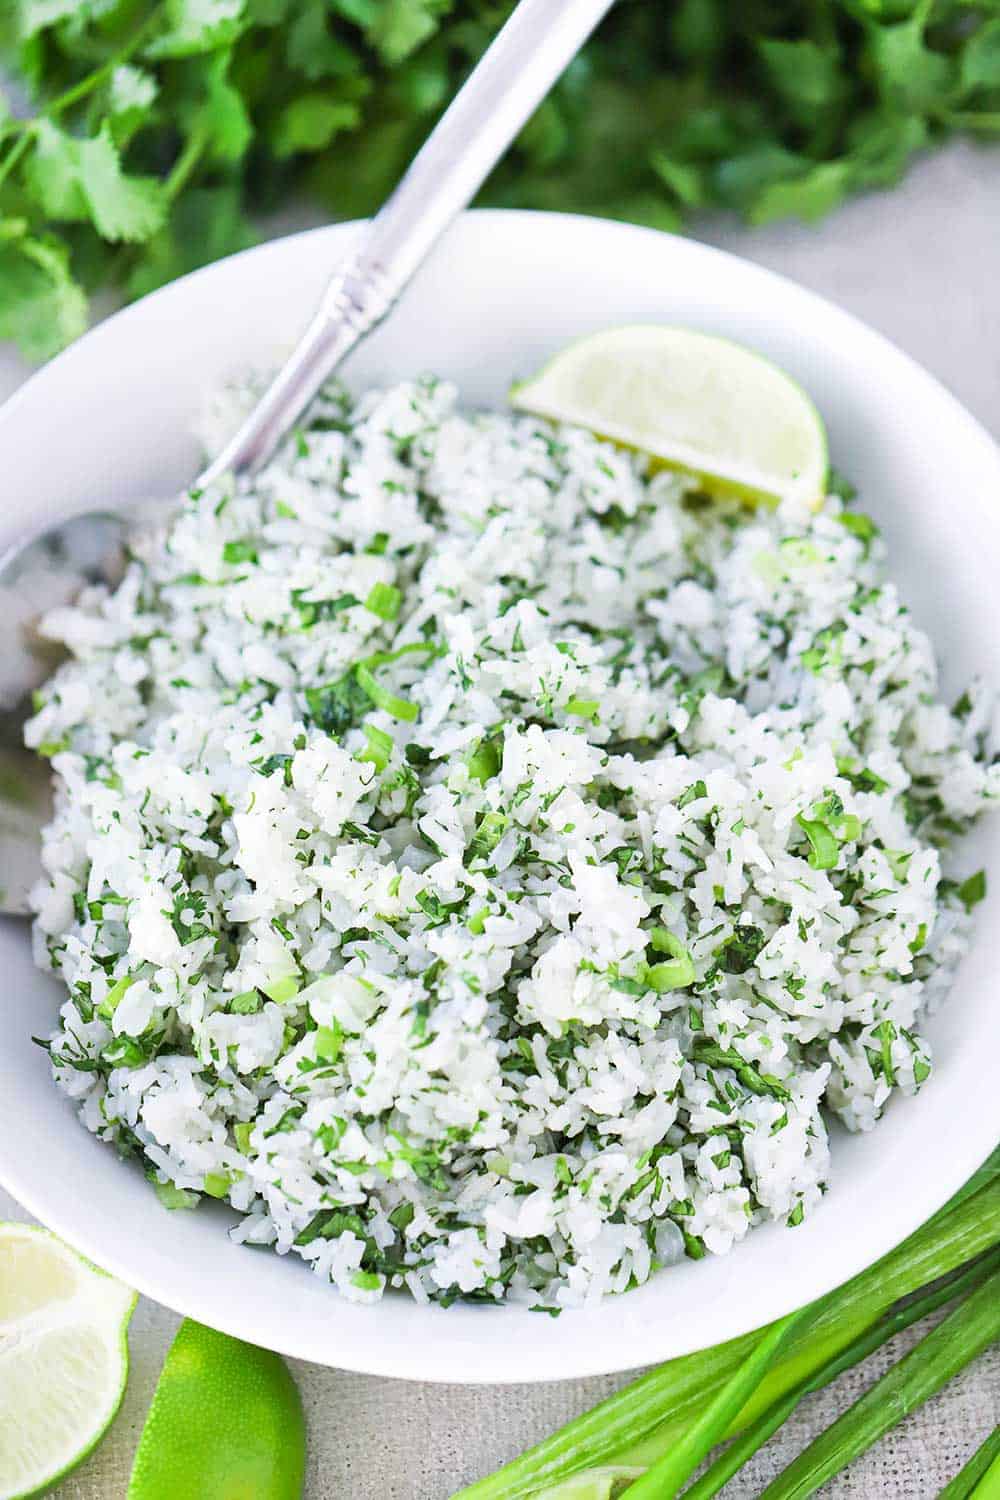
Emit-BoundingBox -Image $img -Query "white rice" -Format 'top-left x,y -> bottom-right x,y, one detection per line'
26,376 -> 998,1310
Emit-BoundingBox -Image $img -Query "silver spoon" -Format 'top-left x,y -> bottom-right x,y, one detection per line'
0,0 -> 615,916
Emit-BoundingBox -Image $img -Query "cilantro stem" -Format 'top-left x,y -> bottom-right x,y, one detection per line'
0,134 -> 33,194
166,128 -> 208,201
45,9 -> 163,120
0,4 -> 163,196
3,5 -> 163,140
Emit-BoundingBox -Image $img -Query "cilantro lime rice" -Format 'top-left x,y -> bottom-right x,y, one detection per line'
26,377 -> 997,1309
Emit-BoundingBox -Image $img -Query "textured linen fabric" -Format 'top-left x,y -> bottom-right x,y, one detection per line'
1,138 -> 998,1498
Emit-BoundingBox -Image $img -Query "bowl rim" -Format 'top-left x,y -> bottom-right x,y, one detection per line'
1,207 -> 999,1384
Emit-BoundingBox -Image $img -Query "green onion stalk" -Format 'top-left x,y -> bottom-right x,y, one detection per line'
758,1266 -> 1000,1500
939,1428 -> 1000,1499
453,1157 -> 1000,1500
684,1249 -> 1000,1500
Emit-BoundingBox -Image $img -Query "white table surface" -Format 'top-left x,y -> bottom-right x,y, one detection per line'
2,141 -> 998,1498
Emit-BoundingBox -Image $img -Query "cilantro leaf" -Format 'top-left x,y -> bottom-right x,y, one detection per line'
750,160 -> 852,227
191,52 -> 253,164
106,65 -> 159,146
868,11 -> 957,115
2,0 -> 999,363
0,231 -> 87,360
756,38 -> 845,120
27,121 -> 165,242
127,185 -> 256,299
76,126 -> 166,241
366,0 -> 448,67
271,93 -> 363,158
961,18 -> 1000,95
146,0 -> 247,60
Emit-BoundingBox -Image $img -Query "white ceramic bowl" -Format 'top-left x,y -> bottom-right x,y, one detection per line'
1,211 -> 998,1383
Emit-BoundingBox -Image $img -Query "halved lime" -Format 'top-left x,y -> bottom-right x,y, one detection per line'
127,1319 -> 305,1500
0,1223 -> 136,1499
510,325 -> 828,508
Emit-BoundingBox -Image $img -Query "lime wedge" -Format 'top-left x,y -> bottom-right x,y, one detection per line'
0,1223 -> 135,1499
510,325 -> 828,508
127,1320 -> 305,1500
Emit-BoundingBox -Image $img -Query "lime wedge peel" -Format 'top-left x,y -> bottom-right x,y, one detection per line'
510,324 -> 829,510
127,1319 -> 306,1500
0,1223 -> 136,1500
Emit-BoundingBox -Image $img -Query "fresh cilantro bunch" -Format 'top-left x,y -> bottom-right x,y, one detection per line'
1,0 -> 998,361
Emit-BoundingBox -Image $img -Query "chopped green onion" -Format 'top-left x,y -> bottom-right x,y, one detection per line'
643,928 -> 695,991
692,1042 -> 790,1101
468,810 -> 508,861
234,1122 -> 254,1154
262,975 -> 299,1004
468,736 -> 502,784
357,722 -> 394,772
154,1181 -> 198,1211
356,664 -> 417,722
98,974 -> 135,1021
355,641 -> 438,724
314,1023 -> 343,1064
566,697 -> 599,720
228,990 -> 262,1015
909,922 -> 928,956
361,642 -> 439,670
202,1171 -> 232,1199
364,582 -> 402,621
222,538 -> 258,565
838,813 -> 862,842
795,813 -> 839,870
352,1270 -> 382,1291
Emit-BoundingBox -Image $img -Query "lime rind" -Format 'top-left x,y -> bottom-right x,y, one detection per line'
127,1319 -> 306,1500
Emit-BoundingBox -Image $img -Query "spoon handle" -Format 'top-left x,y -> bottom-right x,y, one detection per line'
200,0 -> 614,486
